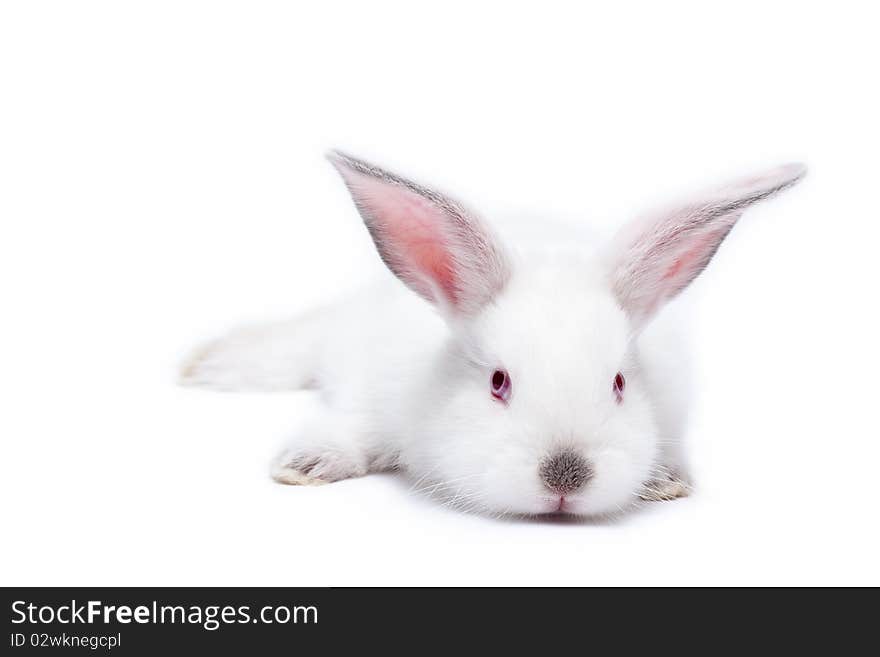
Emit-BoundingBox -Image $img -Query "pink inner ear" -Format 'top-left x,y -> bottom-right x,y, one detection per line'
662,226 -> 730,287
352,174 -> 458,304
662,232 -> 714,282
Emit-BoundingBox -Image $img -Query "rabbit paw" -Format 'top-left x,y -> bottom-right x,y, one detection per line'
638,470 -> 692,502
271,447 -> 367,486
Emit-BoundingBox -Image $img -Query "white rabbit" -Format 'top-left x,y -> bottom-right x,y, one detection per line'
181,151 -> 805,517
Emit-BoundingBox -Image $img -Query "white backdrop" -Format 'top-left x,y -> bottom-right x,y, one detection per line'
2,1 -> 878,586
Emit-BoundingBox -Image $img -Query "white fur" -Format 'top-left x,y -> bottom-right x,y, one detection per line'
181,153 -> 805,518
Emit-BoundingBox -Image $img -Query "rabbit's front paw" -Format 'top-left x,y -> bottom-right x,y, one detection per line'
270,447 -> 367,486
638,469 -> 692,502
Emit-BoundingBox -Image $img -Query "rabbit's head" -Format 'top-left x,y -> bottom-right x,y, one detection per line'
329,151 -> 805,516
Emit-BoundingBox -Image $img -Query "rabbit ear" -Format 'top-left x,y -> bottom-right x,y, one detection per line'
607,163 -> 806,331
328,150 -> 510,317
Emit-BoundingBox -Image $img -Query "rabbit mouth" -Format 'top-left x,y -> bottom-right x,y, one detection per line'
541,494 -> 583,515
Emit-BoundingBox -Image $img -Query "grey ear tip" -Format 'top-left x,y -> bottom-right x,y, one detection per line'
325,148 -> 351,168
776,161 -> 808,187
785,161 -> 808,179
325,148 -> 378,179
744,161 -> 807,195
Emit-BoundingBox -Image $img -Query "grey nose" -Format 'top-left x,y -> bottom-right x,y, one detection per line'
540,450 -> 593,494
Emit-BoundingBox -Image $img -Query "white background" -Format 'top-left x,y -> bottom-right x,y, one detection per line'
2,1 -> 878,586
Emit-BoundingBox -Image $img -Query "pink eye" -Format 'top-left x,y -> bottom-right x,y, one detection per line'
491,369 -> 511,403
613,372 -> 625,403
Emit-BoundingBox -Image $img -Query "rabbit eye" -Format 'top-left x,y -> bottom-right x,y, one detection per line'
491,369 -> 511,403
613,372 -> 626,403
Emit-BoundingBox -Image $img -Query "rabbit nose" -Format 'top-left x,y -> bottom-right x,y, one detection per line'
539,450 -> 593,494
